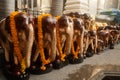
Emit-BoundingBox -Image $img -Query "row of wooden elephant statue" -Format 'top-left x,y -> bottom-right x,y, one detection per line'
0,11 -> 120,80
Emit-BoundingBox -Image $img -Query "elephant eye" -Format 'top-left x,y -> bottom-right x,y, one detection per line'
69,18 -> 72,22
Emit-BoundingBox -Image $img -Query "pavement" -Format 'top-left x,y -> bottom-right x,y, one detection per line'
0,44 -> 120,80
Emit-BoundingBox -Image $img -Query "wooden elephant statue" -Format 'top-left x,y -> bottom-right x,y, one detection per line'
82,15 -> 97,57
0,12 -> 34,80
30,14 -> 57,74
68,18 -> 84,64
52,15 -> 73,69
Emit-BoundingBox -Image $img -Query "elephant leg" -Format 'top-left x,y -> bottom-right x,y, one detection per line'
90,38 -> 95,54
64,33 -> 73,55
94,35 -> 98,54
76,36 -> 82,57
65,22 -> 73,55
83,38 -> 86,55
14,54 -> 18,65
90,39 -> 94,52
84,37 -> 89,55
85,38 -> 94,57
1,42 -> 9,62
56,47 -> 60,56
80,33 -> 84,56
115,35 -> 119,44
32,43 -> 40,62
104,38 -> 107,47
0,20 -> 9,63
107,36 -> 110,46
49,30 -> 56,62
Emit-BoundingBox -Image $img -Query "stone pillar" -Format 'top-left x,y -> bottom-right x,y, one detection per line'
51,0 -> 64,16
41,0 -> 52,13
0,0 -> 15,20
89,0 -> 97,16
97,0 -> 105,14
104,0 -> 118,9
31,0 -> 34,10
118,0 -> 120,9
63,0 -> 89,14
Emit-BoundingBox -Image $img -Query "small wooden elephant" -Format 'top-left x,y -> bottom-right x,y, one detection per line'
53,15 -> 74,68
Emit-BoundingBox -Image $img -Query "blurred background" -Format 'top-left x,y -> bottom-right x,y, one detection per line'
0,0 -> 120,22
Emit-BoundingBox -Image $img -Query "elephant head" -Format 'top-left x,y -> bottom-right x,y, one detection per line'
82,13 -> 91,30
73,18 -> 84,34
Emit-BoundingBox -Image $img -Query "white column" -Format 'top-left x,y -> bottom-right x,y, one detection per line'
26,0 -> 28,8
97,0 -> 105,14
41,0 -> 51,13
89,0 -> 97,16
63,0 -> 89,14
17,0 -> 21,9
51,0 -> 63,16
118,0 -> 120,9
31,0 -> 33,10
104,0 -> 118,9
37,0 -> 41,10
0,0 -> 15,20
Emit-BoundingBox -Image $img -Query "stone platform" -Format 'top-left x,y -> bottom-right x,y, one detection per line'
0,44 -> 120,80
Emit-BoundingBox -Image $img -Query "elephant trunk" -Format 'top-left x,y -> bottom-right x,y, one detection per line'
49,28 -> 56,62
25,23 -> 34,68
65,22 -> 73,55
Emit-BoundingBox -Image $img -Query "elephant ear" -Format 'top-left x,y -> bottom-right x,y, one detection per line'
0,18 -> 13,43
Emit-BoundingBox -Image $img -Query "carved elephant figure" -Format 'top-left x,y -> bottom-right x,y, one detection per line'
0,12 -> 34,76
68,18 -> 84,63
82,17 -> 97,57
31,14 -> 57,74
73,18 -> 84,55
56,15 -> 73,63
103,25 -> 119,49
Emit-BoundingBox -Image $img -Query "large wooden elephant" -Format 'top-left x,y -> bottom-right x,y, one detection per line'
53,15 -> 73,69
30,14 -> 57,74
0,12 -> 34,80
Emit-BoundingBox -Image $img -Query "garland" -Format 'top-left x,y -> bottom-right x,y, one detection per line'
38,14 -> 51,70
56,16 -> 67,61
56,29 -> 66,61
10,11 -> 26,73
71,18 -> 80,59
71,37 -> 80,59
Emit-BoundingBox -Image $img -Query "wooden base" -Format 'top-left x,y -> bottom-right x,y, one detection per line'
52,58 -> 69,69
68,54 -> 84,64
0,48 -> 5,68
86,52 -> 94,57
2,65 -> 30,80
29,63 -> 53,75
